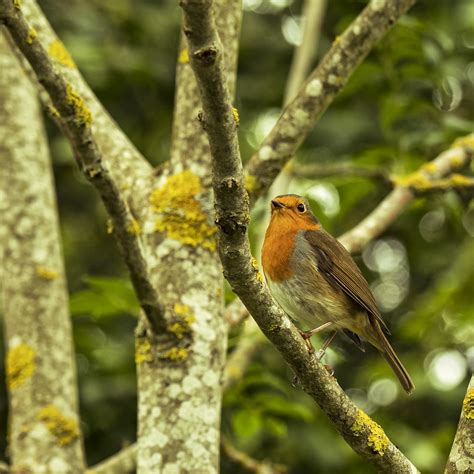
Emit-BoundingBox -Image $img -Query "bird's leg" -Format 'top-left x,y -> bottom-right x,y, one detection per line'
298,321 -> 334,354
316,330 -> 338,361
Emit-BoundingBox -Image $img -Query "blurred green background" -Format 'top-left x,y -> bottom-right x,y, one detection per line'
1,0 -> 473,472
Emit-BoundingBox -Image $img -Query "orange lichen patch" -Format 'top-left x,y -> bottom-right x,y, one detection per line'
48,39 -> 76,68
6,344 -> 36,389
36,266 -> 59,280
351,410 -> 389,456
150,171 -> 216,250
37,405 -> 79,446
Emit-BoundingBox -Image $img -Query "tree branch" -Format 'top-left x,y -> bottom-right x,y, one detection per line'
181,1 -> 418,471
0,33 -> 84,471
283,0 -> 326,105
244,0 -> 416,204
339,135 -> 474,253
445,376 -> 474,473
87,445 -> 137,474
0,2 -> 166,334
221,436 -> 286,474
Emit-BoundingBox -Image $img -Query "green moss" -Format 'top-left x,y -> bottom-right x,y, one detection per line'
463,388 -> 474,420
150,171 -> 216,250
6,344 -> 36,389
48,40 -> 76,68
26,27 -> 37,45
65,83 -> 92,127
351,409 -> 389,456
135,339 -> 152,364
37,405 -> 79,446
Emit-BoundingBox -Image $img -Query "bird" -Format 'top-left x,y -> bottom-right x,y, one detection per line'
261,194 -> 415,394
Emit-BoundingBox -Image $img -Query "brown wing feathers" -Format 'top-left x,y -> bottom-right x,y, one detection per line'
304,229 -> 389,333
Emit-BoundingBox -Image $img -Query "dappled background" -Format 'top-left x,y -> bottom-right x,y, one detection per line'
1,0 -> 473,472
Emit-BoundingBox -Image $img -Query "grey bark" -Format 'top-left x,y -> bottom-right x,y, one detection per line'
0,33 -> 85,473
445,376 -> 474,474
134,1 -> 242,472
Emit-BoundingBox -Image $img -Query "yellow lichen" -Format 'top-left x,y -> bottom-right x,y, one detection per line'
36,266 -> 59,280
48,39 -> 76,68
47,105 -> 60,119
163,347 -> 188,361
244,174 -> 257,194
421,162 -> 437,174
452,134 -> 474,149
37,405 -> 79,446
106,219 -> 114,234
351,409 -> 389,456
232,107 -> 240,125
13,0 -> 21,8
251,257 -> 264,283
26,27 -> 37,45
463,388 -> 474,419
127,218 -> 142,235
178,48 -> 189,64
150,171 -> 216,250
392,172 -> 432,189
65,83 -> 92,127
168,303 -> 196,338
135,339 -> 152,364
450,174 -> 473,186
6,344 -> 36,389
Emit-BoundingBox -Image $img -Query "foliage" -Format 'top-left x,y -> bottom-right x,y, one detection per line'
1,0 -> 472,471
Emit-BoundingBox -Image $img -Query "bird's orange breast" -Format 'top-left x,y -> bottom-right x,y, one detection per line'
262,227 -> 296,283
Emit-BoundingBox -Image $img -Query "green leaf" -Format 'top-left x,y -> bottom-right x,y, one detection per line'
70,275 -> 139,318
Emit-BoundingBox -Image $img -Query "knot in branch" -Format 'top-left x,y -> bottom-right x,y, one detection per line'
193,45 -> 218,66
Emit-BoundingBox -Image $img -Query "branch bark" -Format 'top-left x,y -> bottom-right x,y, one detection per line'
0,1 -> 166,333
87,445 -> 137,474
244,0 -> 416,204
133,1 -> 242,472
339,135 -> 474,253
181,1 -> 418,472
0,33 -> 84,472
445,376 -> 474,474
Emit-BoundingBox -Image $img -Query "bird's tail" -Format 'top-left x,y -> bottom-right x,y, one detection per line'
369,317 -> 415,394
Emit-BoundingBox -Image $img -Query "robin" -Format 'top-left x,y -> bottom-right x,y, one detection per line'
261,194 -> 414,394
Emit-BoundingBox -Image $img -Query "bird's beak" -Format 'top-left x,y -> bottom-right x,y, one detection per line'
271,200 -> 284,210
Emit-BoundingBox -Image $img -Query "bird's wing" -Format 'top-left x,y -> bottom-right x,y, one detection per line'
304,229 -> 389,333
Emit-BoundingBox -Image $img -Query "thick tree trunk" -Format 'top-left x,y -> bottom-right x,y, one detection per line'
0,33 -> 85,472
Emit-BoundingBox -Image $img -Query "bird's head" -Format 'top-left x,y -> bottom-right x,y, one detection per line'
269,194 -> 320,231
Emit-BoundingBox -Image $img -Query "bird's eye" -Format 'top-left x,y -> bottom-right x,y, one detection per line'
297,203 -> 306,213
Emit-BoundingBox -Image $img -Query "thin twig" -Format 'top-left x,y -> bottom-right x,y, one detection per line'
221,436 -> 286,474
87,444 -> 137,474
181,1 -> 418,471
339,135 -> 474,253
0,2 -> 166,333
244,0 -> 416,204
284,0 -> 326,105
